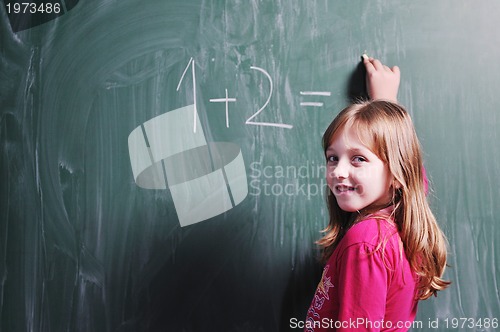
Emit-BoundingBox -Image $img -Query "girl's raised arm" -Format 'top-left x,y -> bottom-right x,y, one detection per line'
363,55 -> 400,103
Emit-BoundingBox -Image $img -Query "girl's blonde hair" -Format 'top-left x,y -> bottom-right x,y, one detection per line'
318,100 -> 450,300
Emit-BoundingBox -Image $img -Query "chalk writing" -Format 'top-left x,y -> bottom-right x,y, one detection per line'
246,65 -> 293,129
300,91 -> 331,107
176,57 -> 199,132
209,89 -> 236,128
178,59 -> 336,130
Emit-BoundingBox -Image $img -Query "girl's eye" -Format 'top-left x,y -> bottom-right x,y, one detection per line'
352,156 -> 366,163
326,155 -> 338,163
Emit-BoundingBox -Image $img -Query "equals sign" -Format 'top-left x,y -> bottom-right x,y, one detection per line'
300,91 -> 332,107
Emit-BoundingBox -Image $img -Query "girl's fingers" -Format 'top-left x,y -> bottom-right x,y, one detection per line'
364,57 -> 399,77
391,65 -> 400,75
363,57 -> 375,73
372,59 -> 384,71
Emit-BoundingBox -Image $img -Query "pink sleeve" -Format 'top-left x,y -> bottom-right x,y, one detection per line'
336,244 -> 389,331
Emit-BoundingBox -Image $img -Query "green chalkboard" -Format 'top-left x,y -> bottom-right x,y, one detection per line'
1,0 -> 500,331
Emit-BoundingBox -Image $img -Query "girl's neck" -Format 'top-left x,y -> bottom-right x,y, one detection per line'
352,203 -> 395,224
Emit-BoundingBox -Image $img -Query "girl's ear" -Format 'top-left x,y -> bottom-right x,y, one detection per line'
393,179 -> 402,189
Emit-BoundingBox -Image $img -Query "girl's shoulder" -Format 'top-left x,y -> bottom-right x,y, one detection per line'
340,215 -> 398,250
333,217 -> 403,270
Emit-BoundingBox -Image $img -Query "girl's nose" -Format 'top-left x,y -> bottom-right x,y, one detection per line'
332,160 -> 349,179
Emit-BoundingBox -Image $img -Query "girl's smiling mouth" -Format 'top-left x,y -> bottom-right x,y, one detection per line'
334,184 -> 358,194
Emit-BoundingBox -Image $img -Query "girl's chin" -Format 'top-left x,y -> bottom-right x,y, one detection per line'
337,203 -> 362,213
339,207 -> 361,213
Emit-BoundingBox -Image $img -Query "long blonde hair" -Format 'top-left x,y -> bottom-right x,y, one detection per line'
318,100 -> 450,300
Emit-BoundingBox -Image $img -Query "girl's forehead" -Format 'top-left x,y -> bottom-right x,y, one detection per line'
329,124 -> 372,151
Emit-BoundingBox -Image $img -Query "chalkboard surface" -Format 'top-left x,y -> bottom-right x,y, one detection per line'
1,1 -> 500,331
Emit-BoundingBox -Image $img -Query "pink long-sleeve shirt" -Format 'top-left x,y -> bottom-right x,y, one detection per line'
305,214 -> 418,331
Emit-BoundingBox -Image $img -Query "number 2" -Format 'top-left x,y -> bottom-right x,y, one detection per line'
246,66 -> 293,129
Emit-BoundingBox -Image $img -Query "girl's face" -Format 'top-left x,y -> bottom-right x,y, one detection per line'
325,125 -> 393,212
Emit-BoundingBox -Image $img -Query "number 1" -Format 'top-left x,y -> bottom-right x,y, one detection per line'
176,57 -> 199,133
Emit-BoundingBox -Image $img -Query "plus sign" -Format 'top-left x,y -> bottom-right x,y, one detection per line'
209,89 -> 237,127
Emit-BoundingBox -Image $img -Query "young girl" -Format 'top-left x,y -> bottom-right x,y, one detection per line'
305,57 -> 450,331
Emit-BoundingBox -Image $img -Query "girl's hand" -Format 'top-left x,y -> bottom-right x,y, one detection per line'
363,56 -> 400,102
